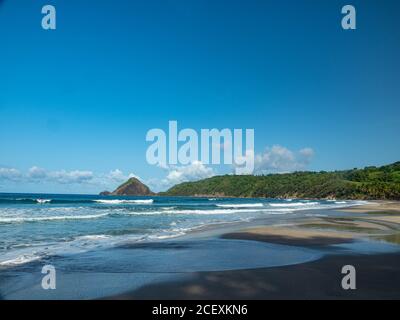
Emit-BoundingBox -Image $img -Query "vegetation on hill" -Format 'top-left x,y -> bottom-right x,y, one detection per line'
162,162 -> 400,200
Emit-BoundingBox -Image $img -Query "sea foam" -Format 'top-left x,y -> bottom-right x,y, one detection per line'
94,199 -> 154,204
216,203 -> 264,208
0,213 -> 109,224
270,202 -> 319,207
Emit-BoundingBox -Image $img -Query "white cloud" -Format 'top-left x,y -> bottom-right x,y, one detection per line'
1,166 -> 130,186
46,170 -> 94,184
150,145 -> 314,191
0,146 -> 314,192
299,147 -> 315,158
105,169 -> 140,184
26,166 -> 94,184
153,161 -> 215,190
28,166 -> 47,180
254,145 -> 314,174
0,166 -> 94,184
0,168 -> 22,181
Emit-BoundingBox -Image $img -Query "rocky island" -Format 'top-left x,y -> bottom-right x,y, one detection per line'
100,177 -> 154,196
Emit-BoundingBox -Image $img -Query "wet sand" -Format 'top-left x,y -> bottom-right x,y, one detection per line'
222,226 -> 355,247
109,201 -> 400,300
222,201 -> 400,246
113,253 -> 400,300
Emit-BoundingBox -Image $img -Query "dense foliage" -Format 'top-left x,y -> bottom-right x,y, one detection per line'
163,162 -> 400,200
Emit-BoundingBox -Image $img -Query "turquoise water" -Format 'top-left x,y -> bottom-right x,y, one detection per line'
0,193 -> 364,267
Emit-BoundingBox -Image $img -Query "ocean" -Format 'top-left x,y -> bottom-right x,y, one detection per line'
0,193 -> 365,267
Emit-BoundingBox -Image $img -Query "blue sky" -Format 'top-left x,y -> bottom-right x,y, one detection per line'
1,0 -> 399,193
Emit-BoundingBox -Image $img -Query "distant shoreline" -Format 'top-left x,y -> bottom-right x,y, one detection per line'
3,190 -> 400,202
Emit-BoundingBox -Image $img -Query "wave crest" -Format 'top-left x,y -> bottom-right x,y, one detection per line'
216,203 -> 264,208
94,199 -> 153,205
0,213 -> 109,224
270,202 -> 319,207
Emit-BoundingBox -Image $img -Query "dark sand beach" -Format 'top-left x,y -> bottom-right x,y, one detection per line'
110,201 -> 400,300
114,253 -> 400,300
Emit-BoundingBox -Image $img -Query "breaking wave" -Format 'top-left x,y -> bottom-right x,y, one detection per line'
269,202 -> 319,207
36,199 -> 51,204
0,254 -> 42,266
0,213 -> 109,224
94,199 -> 154,205
216,203 -> 264,208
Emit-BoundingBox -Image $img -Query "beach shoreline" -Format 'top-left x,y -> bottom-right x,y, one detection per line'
1,200 -> 400,300
107,200 -> 400,300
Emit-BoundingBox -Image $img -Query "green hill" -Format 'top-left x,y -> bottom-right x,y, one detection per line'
163,162 -> 400,200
